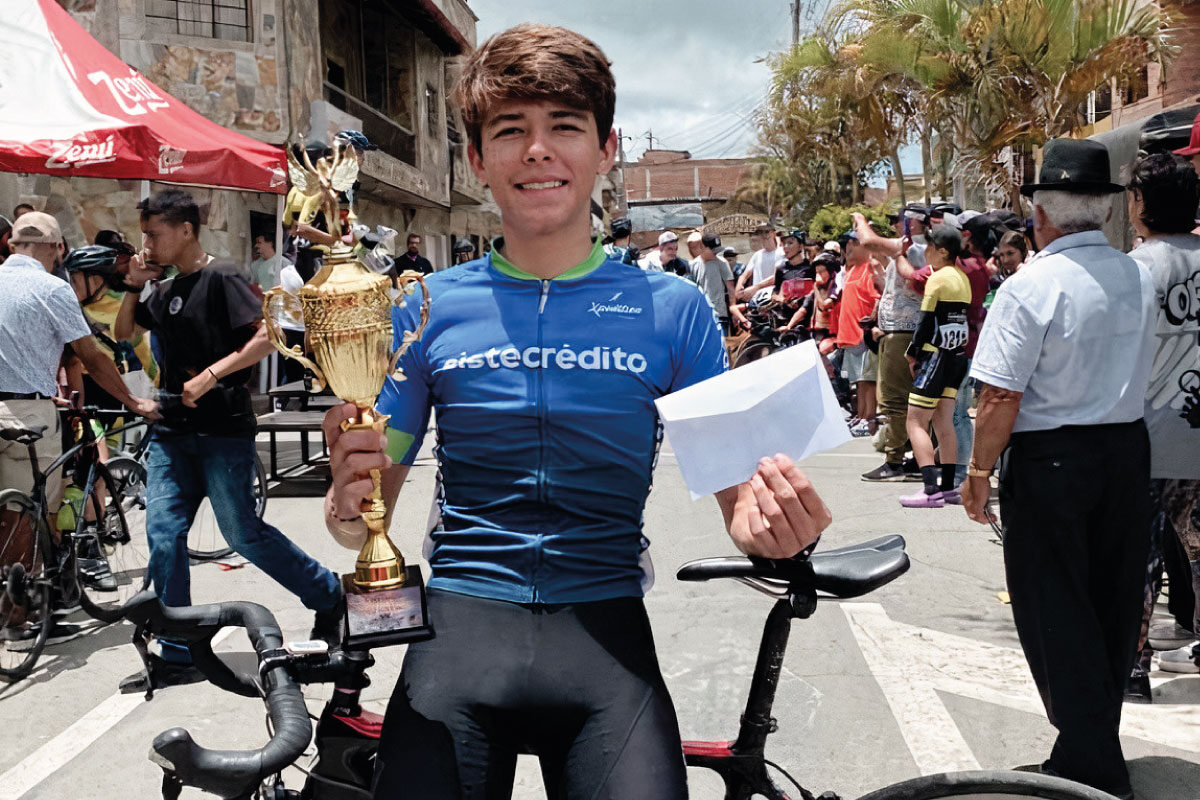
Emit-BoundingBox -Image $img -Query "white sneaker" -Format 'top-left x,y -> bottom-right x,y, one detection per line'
1148,621 -> 1195,651
1157,641 -> 1200,674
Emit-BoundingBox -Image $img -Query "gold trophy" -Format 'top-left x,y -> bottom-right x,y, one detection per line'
262,141 -> 433,647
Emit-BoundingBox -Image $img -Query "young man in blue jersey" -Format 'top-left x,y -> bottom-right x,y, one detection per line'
323,24 -> 831,799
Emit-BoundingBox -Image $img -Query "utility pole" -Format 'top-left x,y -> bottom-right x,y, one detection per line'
645,130 -> 655,151
791,1 -> 801,46
617,127 -> 629,214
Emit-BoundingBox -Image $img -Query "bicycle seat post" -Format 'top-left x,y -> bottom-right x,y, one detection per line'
733,588 -> 815,756
25,441 -> 40,481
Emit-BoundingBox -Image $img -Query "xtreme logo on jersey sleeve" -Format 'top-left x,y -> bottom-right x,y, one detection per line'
443,344 -> 650,374
588,291 -> 644,318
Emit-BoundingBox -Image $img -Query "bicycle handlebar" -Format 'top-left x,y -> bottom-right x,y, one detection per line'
121,592 -> 312,799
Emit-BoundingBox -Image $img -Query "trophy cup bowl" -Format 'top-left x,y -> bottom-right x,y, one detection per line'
262,242 -> 433,648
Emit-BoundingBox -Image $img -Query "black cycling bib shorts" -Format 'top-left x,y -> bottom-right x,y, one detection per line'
371,588 -> 689,800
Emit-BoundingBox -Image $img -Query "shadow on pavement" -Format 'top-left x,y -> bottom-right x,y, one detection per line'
1129,755 -> 1200,800
0,616 -> 136,699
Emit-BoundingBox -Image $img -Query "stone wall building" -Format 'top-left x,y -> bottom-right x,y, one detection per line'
0,0 -> 499,274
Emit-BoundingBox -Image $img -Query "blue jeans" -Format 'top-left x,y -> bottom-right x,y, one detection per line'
146,432 -> 341,662
952,361 -> 974,486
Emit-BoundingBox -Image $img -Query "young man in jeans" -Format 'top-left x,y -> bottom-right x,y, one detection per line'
115,190 -> 341,688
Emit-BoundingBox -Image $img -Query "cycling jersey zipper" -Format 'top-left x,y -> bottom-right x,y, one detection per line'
533,279 -> 550,602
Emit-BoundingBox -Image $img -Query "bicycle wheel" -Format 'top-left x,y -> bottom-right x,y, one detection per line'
186,453 -> 265,562
734,342 -> 775,368
105,456 -> 146,537
0,490 -> 54,681
76,461 -> 150,623
856,770 -> 1123,800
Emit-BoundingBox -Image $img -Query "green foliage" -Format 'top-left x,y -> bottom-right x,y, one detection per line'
808,204 -> 895,242
751,0 -> 1176,209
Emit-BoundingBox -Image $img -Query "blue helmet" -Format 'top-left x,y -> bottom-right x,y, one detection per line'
333,129 -> 378,152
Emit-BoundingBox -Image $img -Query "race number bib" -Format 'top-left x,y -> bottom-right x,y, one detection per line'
937,321 -> 968,350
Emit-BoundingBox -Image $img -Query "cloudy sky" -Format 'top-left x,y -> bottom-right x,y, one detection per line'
467,0 -> 803,162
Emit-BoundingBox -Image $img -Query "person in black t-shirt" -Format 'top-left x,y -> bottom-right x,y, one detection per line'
114,190 -> 342,688
398,232 -> 435,275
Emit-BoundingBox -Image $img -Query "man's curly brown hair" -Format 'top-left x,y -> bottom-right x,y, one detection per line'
453,24 -> 616,153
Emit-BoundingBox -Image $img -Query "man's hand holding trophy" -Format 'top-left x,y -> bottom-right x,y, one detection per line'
263,140 -> 432,648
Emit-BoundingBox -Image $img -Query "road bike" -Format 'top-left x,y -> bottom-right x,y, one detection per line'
121,535 -> 1121,800
106,399 -> 268,563
726,299 -> 808,368
0,406 -> 147,680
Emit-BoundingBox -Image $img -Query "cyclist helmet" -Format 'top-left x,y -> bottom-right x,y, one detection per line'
63,245 -> 131,295
333,129 -> 379,152
63,244 -> 120,276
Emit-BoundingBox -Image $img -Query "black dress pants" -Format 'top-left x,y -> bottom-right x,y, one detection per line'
1000,420 -> 1151,796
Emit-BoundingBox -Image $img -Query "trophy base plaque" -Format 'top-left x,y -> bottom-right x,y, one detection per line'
341,566 -> 433,649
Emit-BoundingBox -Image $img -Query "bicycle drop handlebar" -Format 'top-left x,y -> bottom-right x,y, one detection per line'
121,591 -> 313,799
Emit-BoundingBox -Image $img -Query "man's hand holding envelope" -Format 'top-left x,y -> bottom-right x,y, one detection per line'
654,342 -> 850,559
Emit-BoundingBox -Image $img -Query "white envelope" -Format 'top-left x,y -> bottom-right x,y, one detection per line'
654,341 -> 852,498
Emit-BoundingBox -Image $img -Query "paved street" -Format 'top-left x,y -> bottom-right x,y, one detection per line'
1,433 -> 1198,800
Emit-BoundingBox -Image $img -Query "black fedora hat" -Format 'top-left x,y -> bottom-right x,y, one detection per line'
1020,138 -> 1125,197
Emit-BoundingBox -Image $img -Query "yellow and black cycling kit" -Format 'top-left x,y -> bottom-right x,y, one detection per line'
906,265 -> 971,409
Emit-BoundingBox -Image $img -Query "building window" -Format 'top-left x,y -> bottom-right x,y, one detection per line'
146,0 -> 251,42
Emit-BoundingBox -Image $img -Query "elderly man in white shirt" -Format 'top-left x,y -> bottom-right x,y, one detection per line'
961,140 -> 1155,800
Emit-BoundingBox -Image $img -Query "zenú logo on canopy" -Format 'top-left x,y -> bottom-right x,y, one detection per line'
45,134 -> 117,169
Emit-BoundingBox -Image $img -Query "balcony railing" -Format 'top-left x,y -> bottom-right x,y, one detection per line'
323,82 -> 416,168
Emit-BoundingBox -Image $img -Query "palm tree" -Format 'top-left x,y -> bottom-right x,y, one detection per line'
758,33 -> 915,210
830,0 -> 1175,207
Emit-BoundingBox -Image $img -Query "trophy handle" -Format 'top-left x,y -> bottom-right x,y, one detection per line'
261,287 -> 327,393
387,273 -> 432,381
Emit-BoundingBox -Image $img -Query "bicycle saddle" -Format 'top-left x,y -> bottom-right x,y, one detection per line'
0,425 -> 47,444
676,534 -> 909,599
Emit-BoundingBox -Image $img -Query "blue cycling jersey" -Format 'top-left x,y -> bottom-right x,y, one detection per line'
377,237 -> 727,603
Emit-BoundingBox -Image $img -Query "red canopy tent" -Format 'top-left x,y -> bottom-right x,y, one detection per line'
0,0 -> 286,193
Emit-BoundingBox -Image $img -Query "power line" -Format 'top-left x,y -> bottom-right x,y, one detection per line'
685,96 -> 768,157
653,91 -> 764,144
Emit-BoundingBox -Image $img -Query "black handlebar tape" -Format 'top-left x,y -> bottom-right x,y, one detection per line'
122,592 -> 313,797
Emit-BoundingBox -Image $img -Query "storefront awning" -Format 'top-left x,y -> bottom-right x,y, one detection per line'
0,0 -> 287,193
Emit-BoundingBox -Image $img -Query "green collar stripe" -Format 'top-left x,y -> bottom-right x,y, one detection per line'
490,237 -> 606,281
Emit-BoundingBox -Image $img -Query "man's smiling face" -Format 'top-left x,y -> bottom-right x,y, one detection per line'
468,99 -> 617,241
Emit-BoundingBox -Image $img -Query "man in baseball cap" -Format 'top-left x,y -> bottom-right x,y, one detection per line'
721,245 -> 745,281
642,230 -> 689,276
1174,109 -> 1200,173
8,211 -> 62,246
1,211 -> 158,634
